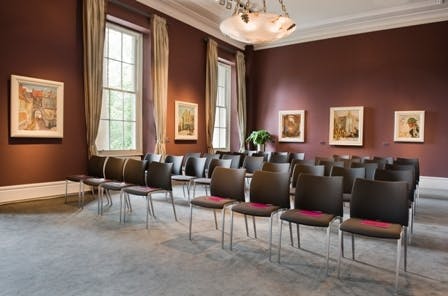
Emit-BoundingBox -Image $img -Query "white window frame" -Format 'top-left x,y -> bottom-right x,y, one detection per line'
213,60 -> 232,151
97,22 -> 143,157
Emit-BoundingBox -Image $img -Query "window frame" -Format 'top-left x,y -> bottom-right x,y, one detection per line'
213,60 -> 232,151
96,22 -> 143,157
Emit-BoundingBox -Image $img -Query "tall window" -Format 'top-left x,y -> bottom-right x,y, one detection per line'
96,23 -> 143,155
213,62 -> 231,150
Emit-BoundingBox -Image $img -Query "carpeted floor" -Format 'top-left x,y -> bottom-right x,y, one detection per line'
0,186 -> 447,296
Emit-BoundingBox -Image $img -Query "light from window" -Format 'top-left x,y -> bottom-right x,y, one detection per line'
213,62 -> 231,150
96,23 -> 142,155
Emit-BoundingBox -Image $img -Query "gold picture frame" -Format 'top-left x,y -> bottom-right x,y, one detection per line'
10,75 -> 64,138
394,110 -> 425,142
175,100 -> 198,140
278,110 -> 305,142
329,106 -> 364,146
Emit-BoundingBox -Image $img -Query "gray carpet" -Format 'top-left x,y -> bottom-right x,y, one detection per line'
0,186 -> 447,296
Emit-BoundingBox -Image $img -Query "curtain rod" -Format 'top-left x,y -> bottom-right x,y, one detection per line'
204,37 -> 240,55
109,0 -> 152,18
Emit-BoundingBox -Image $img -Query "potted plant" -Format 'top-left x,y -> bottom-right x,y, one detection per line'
246,129 -> 273,152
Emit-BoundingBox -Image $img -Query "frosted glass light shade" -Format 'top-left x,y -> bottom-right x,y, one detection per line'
220,12 -> 296,44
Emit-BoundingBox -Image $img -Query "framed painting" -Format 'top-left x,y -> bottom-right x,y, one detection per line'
394,110 -> 425,142
278,110 -> 305,142
10,75 -> 64,138
175,100 -> 198,140
329,106 -> 364,146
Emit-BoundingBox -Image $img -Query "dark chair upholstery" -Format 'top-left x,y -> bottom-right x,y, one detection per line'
364,158 -> 387,170
164,155 -> 184,175
337,179 -> 409,291
65,155 -> 107,208
189,167 -> 246,248
221,154 -> 242,169
269,153 -> 290,163
82,157 -> 126,214
252,151 -> 270,162
143,153 -> 162,163
230,170 -> 290,260
289,152 -> 305,162
99,159 -> 148,218
318,160 -> 345,176
171,157 -> 206,201
202,153 -> 220,174
261,162 -> 290,173
192,158 -> 232,197
351,162 -> 378,180
241,156 -> 264,181
182,152 -> 201,170
330,166 -> 365,203
279,175 -> 343,273
290,159 -> 315,170
290,164 -> 325,196
122,162 -> 176,228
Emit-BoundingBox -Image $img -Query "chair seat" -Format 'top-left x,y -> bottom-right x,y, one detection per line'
123,185 -> 164,196
83,177 -> 110,186
191,196 -> 236,209
171,175 -> 196,182
232,202 -> 280,217
66,174 -> 90,182
101,181 -> 132,191
280,209 -> 335,227
340,218 -> 402,239
343,193 -> 351,202
193,178 -> 211,185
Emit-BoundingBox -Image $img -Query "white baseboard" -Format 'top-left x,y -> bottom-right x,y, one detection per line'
0,181 -> 81,205
1,175 -> 447,204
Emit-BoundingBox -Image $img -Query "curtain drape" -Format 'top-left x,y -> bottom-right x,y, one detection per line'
205,39 -> 218,154
83,0 -> 106,158
236,51 -> 247,152
152,15 -> 169,155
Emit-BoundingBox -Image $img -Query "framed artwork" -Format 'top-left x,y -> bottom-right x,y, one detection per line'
175,100 -> 198,140
278,110 -> 305,142
394,110 -> 425,142
10,75 -> 64,138
329,106 -> 364,146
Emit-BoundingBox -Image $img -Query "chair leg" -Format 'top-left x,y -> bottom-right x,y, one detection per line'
325,225 -> 331,275
297,224 -> 301,248
395,232 -> 403,292
170,191 -> 177,221
253,216 -> 257,239
404,227 -> 407,272
213,210 -> 218,230
64,180 -> 68,204
221,208 -> 226,249
269,214 -> 274,262
230,211 -> 234,250
123,192 -> 128,223
351,233 -> 355,260
146,195 -> 150,229
188,204 -> 193,240
119,191 -> 123,223
337,229 -> 343,278
97,186 -> 101,215
244,215 -> 249,236
278,219 -> 283,263
149,194 -> 156,219
289,222 -> 293,247
192,182 -> 197,199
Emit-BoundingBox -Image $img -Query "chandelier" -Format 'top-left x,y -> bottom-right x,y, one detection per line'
218,0 -> 296,44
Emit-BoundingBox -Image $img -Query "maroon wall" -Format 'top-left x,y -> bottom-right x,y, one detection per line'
0,0 -> 86,186
250,21 -> 448,177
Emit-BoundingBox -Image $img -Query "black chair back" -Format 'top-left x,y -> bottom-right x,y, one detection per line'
87,155 -> 107,177
143,153 -> 162,163
210,167 -> 246,202
207,159 -> 232,178
221,154 -> 241,169
291,164 -> 325,188
250,171 -> 290,208
262,162 -> 290,173
242,156 -> 264,173
374,168 -> 414,202
164,155 -> 184,175
331,166 -> 366,194
184,157 -> 206,177
351,162 -> 378,180
104,157 -> 126,181
123,159 -> 148,186
147,162 -> 173,191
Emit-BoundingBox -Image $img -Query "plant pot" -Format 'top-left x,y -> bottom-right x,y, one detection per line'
257,144 -> 265,152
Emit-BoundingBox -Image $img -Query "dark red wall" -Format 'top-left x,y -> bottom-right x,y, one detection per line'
250,21 -> 448,177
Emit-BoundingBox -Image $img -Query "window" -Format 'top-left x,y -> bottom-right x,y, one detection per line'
213,62 -> 231,150
96,23 -> 143,156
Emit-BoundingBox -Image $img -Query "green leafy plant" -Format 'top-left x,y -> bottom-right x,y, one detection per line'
246,129 -> 273,145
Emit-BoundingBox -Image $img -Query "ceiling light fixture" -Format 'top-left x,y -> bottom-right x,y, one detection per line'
219,0 -> 296,45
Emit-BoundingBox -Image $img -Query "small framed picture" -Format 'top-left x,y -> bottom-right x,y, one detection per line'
394,110 -> 425,142
174,100 -> 198,140
278,110 -> 305,142
329,106 -> 364,146
10,75 -> 64,138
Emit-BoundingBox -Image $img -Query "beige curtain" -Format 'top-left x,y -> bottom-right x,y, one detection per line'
83,0 -> 106,158
152,15 -> 169,155
205,39 -> 218,153
236,51 -> 247,152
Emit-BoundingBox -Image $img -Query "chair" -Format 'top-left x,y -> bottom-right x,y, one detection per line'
318,160 -> 344,176
171,157 -> 206,201
98,159 -> 148,218
364,158 -> 387,170
143,153 -> 162,163
269,153 -> 290,163
253,151 -> 270,162
373,156 -> 394,166
289,152 -> 305,162
337,179 -> 409,292
230,170 -> 290,260
65,155 -> 107,208
395,157 -> 420,206
290,159 -> 315,170
192,158 -> 232,197
122,162 -> 177,228
189,167 -> 246,248
351,162 -> 378,180
279,175 -> 343,273
182,152 -> 201,171
202,153 -> 220,175
330,166 -> 365,204
261,162 -> 290,173
164,155 -> 184,175
240,156 -> 264,184
221,154 -> 241,169
82,157 -> 126,214
290,164 -> 325,196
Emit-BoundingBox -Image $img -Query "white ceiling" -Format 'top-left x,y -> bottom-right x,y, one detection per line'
137,0 -> 448,50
